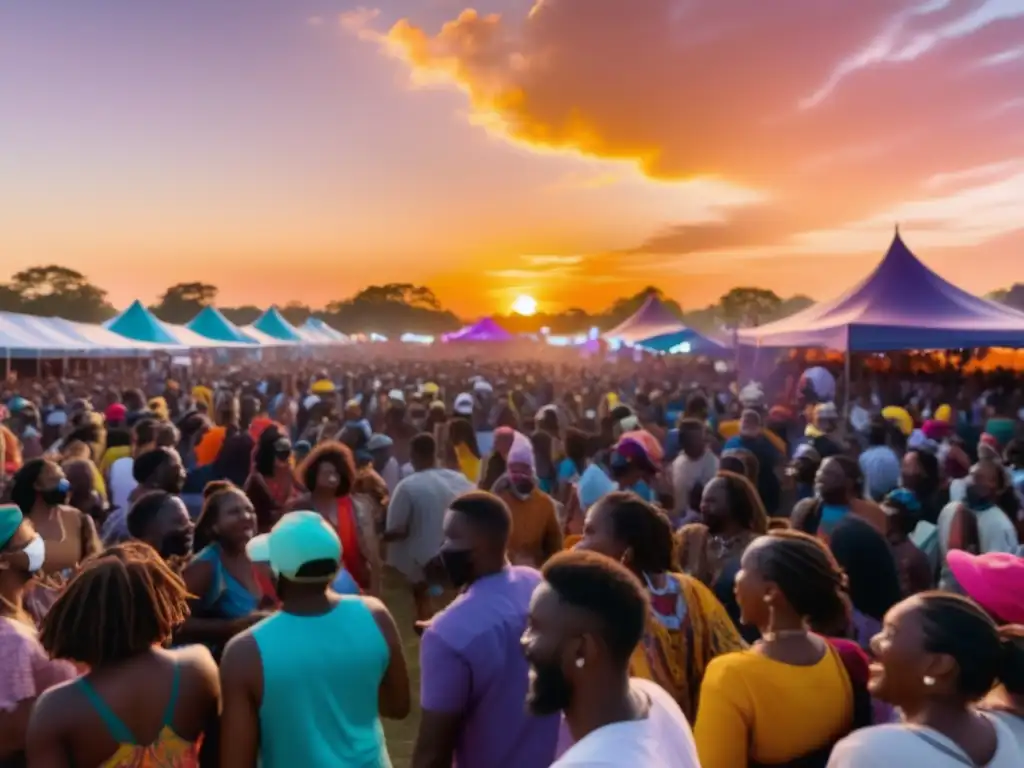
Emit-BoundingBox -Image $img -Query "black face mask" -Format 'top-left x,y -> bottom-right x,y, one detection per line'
39,488 -> 68,507
440,548 -> 475,590
513,480 -> 535,496
160,530 -> 194,560
160,471 -> 186,495
526,654 -> 573,716
965,484 -> 991,511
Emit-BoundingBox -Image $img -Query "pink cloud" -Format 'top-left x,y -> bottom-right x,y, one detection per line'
345,0 -> 1024,305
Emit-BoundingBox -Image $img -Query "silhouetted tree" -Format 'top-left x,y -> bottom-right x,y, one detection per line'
325,283 -> 459,336
280,302 -> 313,326
3,265 -> 115,322
990,284 -> 1024,312
151,282 -> 218,324
220,305 -> 262,327
718,287 -> 783,328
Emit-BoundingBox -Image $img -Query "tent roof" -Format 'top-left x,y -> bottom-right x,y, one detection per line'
635,327 -> 730,355
603,295 -> 686,344
443,317 -> 513,342
303,318 -> 349,343
47,317 -> 156,355
187,306 -> 255,344
106,301 -> 182,345
252,306 -> 304,342
740,233 -> 1024,351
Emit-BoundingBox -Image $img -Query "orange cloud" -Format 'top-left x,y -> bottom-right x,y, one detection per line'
347,1 -> 1024,259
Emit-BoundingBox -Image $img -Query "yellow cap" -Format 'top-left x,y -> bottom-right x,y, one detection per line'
882,406 -> 913,436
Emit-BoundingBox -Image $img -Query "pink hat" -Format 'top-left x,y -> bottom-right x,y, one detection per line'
105,403 -> 127,423
946,551 -> 1024,624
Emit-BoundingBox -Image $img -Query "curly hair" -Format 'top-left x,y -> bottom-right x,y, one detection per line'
297,440 -> 356,497
38,542 -> 191,667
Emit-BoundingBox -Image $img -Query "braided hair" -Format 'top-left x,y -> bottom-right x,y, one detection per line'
593,491 -> 675,574
38,542 -> 190,667
748,529 -> 850,634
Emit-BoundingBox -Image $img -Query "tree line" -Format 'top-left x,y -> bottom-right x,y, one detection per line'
12,263 -> 1019,337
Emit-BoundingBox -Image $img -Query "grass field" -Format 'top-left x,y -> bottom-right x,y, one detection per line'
381,570 -> 424,768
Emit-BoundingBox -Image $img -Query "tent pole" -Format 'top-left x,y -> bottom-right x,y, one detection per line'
843,338 -> 852,423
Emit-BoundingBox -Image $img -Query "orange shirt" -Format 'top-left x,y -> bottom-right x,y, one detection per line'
496,488 -> 563,568
194,426 -> 226,467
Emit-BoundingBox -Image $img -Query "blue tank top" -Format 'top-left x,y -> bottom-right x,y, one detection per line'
193,544 -> 260,620
252,597 -> 392,768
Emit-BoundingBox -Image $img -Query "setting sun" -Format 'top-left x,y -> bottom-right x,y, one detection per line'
511,294 -> 538,316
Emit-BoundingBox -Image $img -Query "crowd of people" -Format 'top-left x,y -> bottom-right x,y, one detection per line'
1,353 -> 1023,767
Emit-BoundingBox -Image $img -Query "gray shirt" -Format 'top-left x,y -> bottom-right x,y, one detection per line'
386,468 -> 474,582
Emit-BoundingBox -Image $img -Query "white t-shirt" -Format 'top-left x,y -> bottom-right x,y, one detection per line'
671,450 -> 718,519
554,678 -> 700,767
108,456 -> 137,515
828,716 -> 1023,767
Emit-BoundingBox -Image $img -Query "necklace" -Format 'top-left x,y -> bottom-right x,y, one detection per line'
708,534 -> 743,558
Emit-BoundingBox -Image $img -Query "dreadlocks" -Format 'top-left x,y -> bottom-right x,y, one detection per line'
39,541 -> 191,667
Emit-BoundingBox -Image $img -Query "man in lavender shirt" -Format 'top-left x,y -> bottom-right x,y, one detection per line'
412,491 -> 559,768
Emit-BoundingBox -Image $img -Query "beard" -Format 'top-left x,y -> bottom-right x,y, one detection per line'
159,530 -> 194,560
526,658 -> 573,717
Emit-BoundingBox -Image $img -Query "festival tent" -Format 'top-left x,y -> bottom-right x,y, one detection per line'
251,306 -> 304,343
166,323 -> 254,349
187,306 -> 256,344
240,325 -> 293,347
303,318 -> 350,344
739,232 -> 1024,351
635,328 -> 730,355
602,295 -> 689,345
107,301 -> 252,349
442,317 -> 514,342
106,301 -> 186,347
0,314 -> 80,357
1,314 -> 155,357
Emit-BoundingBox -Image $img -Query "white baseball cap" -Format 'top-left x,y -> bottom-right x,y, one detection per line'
453,392 -> 475,416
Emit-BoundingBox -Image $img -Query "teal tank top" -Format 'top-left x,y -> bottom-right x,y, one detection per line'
252,597 -> 392,768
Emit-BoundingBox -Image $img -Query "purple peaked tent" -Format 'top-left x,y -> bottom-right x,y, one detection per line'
603,294 -> 687,345
740,233 -> 1024,351
443,317 -> 513,342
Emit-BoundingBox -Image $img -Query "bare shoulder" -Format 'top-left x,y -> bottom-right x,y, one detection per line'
359,596 -> 401,636
170,643 -> 218,675
30,673 -> 81,729
220,631 -> 261,684
168,644 -> 221,696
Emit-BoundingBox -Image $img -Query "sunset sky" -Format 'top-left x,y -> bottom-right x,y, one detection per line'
2,0 -> 1023,317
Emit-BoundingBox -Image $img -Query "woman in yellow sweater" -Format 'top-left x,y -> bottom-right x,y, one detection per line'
578,490 -> 744,722
694,530 -> 856,766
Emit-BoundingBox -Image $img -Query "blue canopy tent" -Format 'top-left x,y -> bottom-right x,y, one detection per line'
636,327 -> 729,355
740,232 -> 1024,351
251,306 -> 304,342
105,301 -> 183,346
187,306 -> 256,344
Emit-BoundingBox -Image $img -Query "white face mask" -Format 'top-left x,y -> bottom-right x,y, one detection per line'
22,534 -> 46,573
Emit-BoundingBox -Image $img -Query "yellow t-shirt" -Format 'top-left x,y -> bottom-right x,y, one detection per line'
454,444 -> 481,485
694,646 -> 853,767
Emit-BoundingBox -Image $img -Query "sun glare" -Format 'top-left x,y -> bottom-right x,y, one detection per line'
511,294 -> 538,316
